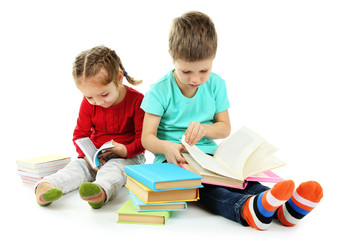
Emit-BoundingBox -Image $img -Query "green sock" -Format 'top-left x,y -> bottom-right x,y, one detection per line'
36,183 -> 63,206
79,182 -> 106,209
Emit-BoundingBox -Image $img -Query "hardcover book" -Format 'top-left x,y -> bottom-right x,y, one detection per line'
117,199 -> 171,225
124,163 -> 203,191
128,190 -> 187,212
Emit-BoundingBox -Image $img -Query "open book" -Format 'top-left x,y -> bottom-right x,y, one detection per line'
75,137 -> 115,169
180,127 -> 286,188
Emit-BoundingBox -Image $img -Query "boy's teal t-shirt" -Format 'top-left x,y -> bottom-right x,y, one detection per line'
141,70 -> 230,163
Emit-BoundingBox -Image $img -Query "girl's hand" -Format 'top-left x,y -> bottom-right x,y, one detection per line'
164,142 -> 187,166
98,140 -> 128,160
185,121 -> 205,146
83,156 -> 100,172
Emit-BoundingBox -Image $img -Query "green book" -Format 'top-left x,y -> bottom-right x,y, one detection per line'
117,199 -> 171,225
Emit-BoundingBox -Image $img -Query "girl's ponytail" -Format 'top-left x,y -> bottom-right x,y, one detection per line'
109,50 -> 142,85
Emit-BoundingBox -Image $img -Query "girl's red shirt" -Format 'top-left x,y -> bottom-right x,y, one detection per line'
73,85 -> 145,159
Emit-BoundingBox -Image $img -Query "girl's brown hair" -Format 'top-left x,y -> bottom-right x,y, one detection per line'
72,46 -> 141,86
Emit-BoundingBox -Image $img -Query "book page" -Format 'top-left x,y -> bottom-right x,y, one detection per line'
181,137 -> 239,179
96,141 -> 115,155
94,141 -> 116,164
244,151 -> 286,178
75,137 -> 97,167
213,127 -> 265,179
242,141 -> 281,177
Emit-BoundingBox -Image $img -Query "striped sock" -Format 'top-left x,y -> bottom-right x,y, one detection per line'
35,182 -> 63,206
79,182 -> 106,209
242,180 -> 295,230
277,181 -> 323,226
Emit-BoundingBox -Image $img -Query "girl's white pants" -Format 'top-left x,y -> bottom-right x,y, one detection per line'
35,154 -> 145,203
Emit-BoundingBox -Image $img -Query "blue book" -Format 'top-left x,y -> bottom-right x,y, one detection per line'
124,163 -> 203,191
128,190 -> 187,212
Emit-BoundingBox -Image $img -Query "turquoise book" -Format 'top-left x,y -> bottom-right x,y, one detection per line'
124,163 -> 203,191
128,190 -> 187,212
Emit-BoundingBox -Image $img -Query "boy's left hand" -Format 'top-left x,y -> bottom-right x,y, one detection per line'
185,121 -> 205,146
98,140 -> 128,160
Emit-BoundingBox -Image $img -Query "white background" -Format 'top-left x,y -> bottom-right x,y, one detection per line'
1,0 -> 340,239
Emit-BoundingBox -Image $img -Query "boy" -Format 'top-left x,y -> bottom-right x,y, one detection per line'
141,11 -> 323,230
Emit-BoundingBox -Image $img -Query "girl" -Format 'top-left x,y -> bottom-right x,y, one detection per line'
35,46 -> 145,209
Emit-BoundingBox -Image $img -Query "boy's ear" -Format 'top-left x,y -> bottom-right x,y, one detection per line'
168,49 -> 174,61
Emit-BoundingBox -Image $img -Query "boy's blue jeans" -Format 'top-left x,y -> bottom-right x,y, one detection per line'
199,182 -> 270,226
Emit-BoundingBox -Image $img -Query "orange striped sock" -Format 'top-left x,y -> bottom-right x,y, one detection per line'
35,182 -> 63,206
277,181 -> 323,227
79,182 -> 106,209
242,180 -> 295,230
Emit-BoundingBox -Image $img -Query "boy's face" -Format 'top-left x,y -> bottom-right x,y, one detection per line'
172,57 -> 213,97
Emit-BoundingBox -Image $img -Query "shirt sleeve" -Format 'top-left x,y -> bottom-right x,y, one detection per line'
72,98 -> 93,157
140,84 -> 165,116
213,76 -> 230,113
124,94 -> 145,158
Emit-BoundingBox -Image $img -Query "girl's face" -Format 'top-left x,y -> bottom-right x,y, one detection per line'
173,57 -> 213,98
77,69 -> 124,108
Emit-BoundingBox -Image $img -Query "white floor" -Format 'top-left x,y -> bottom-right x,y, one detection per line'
5,152 -> 337,240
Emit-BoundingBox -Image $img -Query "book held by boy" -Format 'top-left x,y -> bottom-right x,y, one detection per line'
126,176 -> 200,204
128,190 -> 187,212
181,160 -> 283,189
180,127 -> 286,189
117,199 -> 171,225
16,155 -> 71,183
124,163 -> 203,191
75,137 -> 115,168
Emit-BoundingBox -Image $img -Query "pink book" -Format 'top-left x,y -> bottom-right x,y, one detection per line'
180,163 -> 283,190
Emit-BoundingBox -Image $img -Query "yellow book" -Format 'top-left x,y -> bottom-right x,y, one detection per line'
16,155 -> 71,169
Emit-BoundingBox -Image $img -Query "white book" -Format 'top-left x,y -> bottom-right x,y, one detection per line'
181,127 -> 286,182
75,137 -> 115,169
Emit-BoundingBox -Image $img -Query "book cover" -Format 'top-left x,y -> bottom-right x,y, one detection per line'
17,163 -> 69,174
124,163 -> 203,191
16,155 -> 71,169
245,170 -> 284,182
128,190 -> 187,212
125,176 -> 200,204
116,199 -> 171,225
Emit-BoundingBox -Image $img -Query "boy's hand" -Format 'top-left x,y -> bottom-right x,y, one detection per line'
164,142 -> 187,166
185,121 -> 205,146
98,140 -> 128,160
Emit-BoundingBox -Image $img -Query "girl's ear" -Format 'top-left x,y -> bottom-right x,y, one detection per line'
117,70 -> 124,84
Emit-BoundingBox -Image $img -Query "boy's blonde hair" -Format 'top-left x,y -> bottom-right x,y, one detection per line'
72,46 -> 141,86
169,11 -> 217,62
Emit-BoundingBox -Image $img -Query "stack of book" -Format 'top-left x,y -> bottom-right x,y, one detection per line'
16,155 -> 71,183
116,163 -> 203,225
